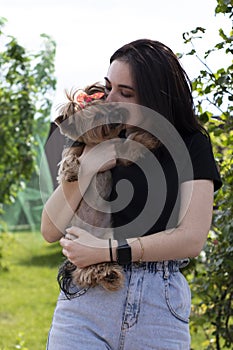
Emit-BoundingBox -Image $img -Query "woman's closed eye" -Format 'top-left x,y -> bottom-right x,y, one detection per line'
120,90 -> 134,98
105,85 -> 134,99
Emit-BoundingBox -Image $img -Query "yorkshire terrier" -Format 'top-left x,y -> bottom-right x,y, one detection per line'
55,83 -> 159,298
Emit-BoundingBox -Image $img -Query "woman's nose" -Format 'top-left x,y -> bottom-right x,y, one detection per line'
105,92 -> 113,102
106,91 -> 118,102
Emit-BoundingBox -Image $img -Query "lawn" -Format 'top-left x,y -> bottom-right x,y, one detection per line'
0,232 -> 63,350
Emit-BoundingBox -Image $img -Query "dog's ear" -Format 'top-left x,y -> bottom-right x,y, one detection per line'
54,114 -> 77,140
54,115 -> 64,126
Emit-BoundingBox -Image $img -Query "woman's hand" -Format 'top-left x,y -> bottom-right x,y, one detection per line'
60,227 -> 110,268
78,139 -> 122,177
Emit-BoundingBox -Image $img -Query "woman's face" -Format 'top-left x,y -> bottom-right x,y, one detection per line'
104,60 -> 139,104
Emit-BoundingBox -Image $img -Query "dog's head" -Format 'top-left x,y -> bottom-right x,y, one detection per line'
55,83 -> 128,145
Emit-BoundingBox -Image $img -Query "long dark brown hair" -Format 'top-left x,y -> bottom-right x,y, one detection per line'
110,39 -> 206,136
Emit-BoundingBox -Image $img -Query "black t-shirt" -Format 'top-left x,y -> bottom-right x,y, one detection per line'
110,131 -> 222,240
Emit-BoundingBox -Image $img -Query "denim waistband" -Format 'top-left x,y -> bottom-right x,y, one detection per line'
123,259 -> 190,273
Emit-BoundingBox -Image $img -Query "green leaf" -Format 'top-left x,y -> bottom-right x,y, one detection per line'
187,49 -> 196,55
191,27 -> 206,34
199,111 -> 210,123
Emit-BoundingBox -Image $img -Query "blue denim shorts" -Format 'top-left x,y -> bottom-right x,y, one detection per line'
47,260 -> 191,350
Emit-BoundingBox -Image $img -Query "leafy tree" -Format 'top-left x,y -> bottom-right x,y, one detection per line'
181,0 -> 233,348
0,17 -> 56,210
0,17 -> 56,271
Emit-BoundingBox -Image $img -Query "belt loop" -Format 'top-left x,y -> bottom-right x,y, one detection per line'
163,261 -> 169,280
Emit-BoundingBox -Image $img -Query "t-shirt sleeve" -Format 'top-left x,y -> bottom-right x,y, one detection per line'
181,132 -> 222,192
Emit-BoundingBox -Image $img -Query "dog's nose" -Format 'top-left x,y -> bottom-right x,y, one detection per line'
108,107 -> 128,125
109,123 -> 121,130
118,129 -> 126,138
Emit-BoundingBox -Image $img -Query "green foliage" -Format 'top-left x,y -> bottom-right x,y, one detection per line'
0,232 -> 14,272
182,1 -> 233,349
0,17 -> 56,207
215,0 -> 233,16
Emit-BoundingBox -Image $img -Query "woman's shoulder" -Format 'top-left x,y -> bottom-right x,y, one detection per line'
182,130 -> 210,148
181,130 -> 222,191
154,130 -> 210,161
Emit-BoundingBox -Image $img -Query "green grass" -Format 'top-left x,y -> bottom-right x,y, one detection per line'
0,232 -> 63,350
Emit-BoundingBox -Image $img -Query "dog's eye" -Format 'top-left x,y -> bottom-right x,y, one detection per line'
109,123 -> 121,129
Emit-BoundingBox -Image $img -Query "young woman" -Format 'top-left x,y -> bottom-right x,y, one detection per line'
41,39 -> 222,350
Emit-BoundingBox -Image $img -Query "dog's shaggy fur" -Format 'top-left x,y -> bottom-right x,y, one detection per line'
55,83 -> 159,297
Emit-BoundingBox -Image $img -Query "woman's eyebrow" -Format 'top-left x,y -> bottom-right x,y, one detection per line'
104,77 -> 111,84
104,77 -> 135,91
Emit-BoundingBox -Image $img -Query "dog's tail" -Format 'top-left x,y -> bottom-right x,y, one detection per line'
57,259 -> 77,299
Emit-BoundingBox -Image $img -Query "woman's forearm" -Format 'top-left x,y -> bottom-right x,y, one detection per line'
128,227 -> 205,262
109,226 -> 208,264
41,175 -> 92,243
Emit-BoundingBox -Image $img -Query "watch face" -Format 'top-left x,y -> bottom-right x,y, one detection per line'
117,244 -> 132,265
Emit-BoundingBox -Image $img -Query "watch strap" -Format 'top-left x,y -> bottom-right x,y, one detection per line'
116,239 -> 132,265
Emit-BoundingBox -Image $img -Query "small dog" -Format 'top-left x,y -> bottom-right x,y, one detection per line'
55,83 -> 159,297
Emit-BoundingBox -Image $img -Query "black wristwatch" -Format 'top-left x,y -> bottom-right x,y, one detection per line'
116,239 -> 132,265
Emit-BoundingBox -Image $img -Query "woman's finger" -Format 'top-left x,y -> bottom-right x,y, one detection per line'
60,237 -> 68,247
65,232 -> 78,240
66,226 -> 80,237
62,247 -> 68,257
